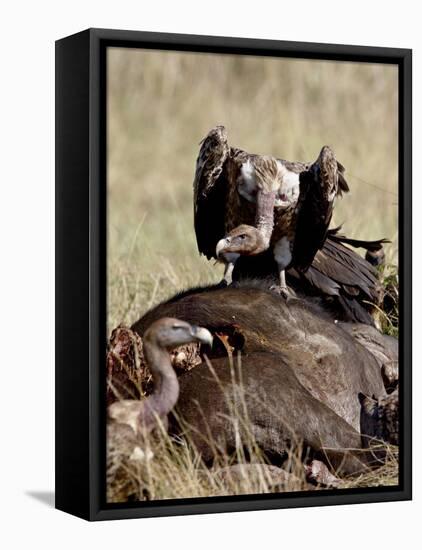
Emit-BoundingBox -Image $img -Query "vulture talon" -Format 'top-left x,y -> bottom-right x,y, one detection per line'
270,284 -> 296,301
215,279 -> 229,289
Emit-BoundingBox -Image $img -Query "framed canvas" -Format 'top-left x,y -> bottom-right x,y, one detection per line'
55,28 -> 412,521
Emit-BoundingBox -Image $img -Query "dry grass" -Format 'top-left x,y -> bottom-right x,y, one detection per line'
338,446 -> 399,489
108,434 -> 399,502
107,427 -> 311,503
108,432 -> 398,502
106,48 -> 399,502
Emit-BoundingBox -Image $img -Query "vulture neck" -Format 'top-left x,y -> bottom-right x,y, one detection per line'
140,338 -> 180,433
254,190 -> 276,251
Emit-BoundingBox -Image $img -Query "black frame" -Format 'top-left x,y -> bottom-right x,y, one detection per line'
55,28 -> 412,521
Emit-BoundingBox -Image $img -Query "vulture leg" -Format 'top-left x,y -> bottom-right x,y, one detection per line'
270,269 -> 296,300
270,236 -> 296,299
215,237 -> 240,286
279,269 -> 287,293
223,262 -> 235,286
278,269 -> 291,298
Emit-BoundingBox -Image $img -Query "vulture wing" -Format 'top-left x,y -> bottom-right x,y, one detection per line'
327,226 -> 389,251
292,230 -> 385,324
292,146 -> 349,272
327,228 -> 390,266
193,126 -> 230,259
307,236 -> 384,299
232,229 -> 386,325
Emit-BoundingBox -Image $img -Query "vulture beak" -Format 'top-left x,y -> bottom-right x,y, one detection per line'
190,325 -> 213,347
216,237 -> 231,260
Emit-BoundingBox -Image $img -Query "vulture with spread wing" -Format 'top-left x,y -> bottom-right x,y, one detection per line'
193,126 -> 349,296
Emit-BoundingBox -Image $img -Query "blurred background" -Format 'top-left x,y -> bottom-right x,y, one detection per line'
107,47 -> 398,332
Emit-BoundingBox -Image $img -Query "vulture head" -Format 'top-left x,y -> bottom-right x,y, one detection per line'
108,318 -> 213,436
216,224 -> 268,264
143,317 -> 213,350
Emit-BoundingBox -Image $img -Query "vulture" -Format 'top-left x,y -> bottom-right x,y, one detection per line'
193,125 -> 349,296
108,317 -> 213,436
107,317 -> 213,502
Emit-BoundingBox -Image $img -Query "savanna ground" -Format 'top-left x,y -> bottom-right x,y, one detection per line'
107,48 -> 399,502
